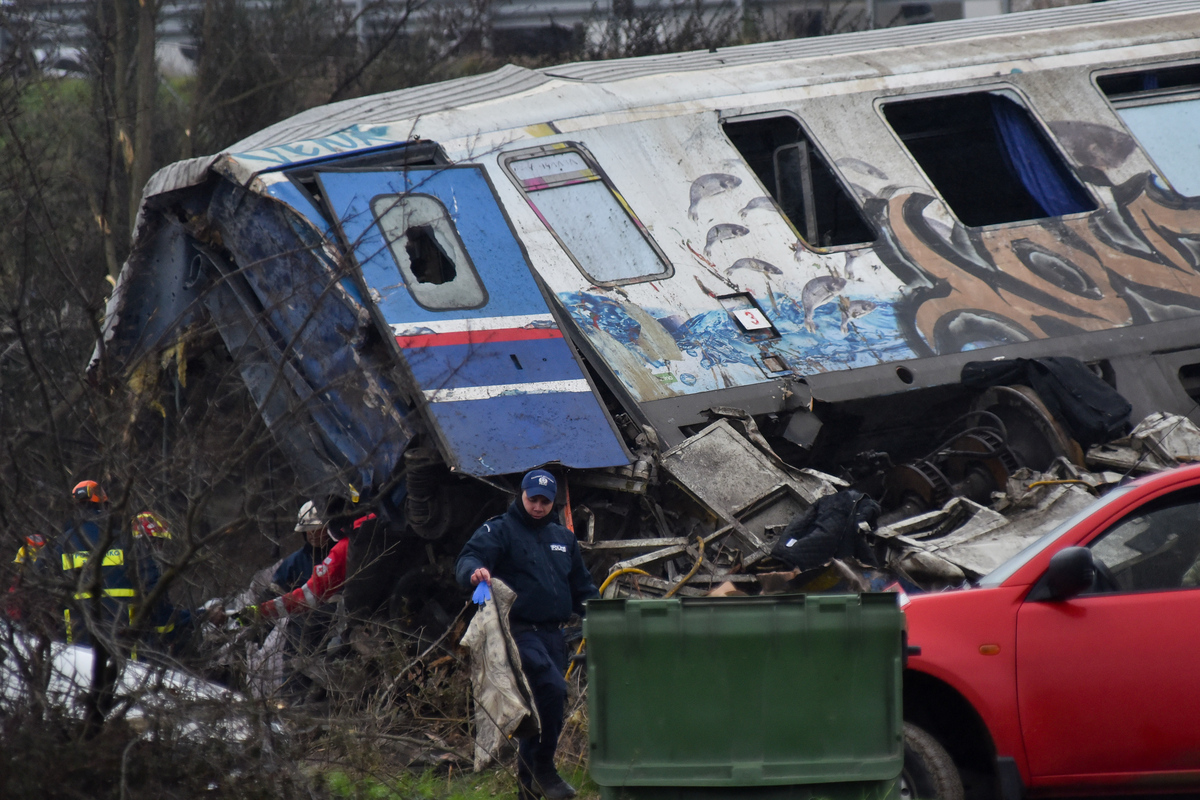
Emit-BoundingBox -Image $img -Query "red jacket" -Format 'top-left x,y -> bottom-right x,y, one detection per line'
261,537 -> 348,618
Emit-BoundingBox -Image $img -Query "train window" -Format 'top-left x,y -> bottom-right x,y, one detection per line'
501,144 -> 673,286
722,116 -> 875,248
882,91 -> 1095,227
371,193 -> 488,310
1099,64 -> 1200,197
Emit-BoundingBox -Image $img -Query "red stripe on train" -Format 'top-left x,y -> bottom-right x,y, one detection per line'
395,327 -> 563,348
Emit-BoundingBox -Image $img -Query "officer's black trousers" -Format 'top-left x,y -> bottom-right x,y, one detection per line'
513,627 -> 567,784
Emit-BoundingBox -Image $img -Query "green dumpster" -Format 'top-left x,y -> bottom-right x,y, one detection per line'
584,593 -> 903,800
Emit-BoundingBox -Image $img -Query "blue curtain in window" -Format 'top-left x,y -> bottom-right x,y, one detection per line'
990,95 -> 1092,217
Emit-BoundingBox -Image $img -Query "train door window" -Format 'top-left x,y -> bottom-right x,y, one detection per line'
501,144 -> 673,286
1098,63 -> 1200,197
370,193 -> 488,310
722,116 -> 875,248
882,91 -> 1095,227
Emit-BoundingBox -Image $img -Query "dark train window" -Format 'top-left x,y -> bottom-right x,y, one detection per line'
723,115 -> 875,249
882,91 -> 1095,227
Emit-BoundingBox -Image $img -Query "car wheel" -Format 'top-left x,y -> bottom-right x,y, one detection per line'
900,722 -> 964,800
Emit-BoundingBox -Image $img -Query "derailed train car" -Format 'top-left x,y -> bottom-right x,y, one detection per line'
99,0 -> 1200,591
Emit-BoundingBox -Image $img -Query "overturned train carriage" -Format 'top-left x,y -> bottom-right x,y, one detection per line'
98,0 -> 1200,598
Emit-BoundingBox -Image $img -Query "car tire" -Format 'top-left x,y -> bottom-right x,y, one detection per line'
901,722 -> 964,800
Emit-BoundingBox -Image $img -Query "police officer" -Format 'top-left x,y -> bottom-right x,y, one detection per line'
456,469 -> 597,800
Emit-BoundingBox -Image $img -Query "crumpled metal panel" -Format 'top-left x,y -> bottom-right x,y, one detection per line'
662,419 -> 830,511
200,256 -> 354,492
1130,412 -> 1200,464
140,154 -> 220,201
93,219 -> 207,372
935,486 -> 1096,576
203,183 -> 415,494
660,419 -> 834,553
877,486 -> 1097,578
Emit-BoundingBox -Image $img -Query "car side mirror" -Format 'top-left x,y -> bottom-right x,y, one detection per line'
1045,547 -> 1095,600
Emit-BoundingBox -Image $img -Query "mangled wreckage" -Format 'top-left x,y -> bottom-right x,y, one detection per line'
97,0 -> 1200,612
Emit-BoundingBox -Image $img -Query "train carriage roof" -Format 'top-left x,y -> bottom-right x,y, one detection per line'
141,0 -> 1200,201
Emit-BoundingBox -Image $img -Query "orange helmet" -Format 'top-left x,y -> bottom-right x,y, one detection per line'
72,480 -> 108,504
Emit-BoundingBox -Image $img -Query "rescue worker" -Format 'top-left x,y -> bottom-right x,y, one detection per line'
128,510 -> 194,647
245,500 -> 350,621
5,532 -> 48,622
265,500 -> 331,599
53,481 -> 191,651
455,469 -> 597,800
56,479 -> 127,645
236,500 -> 371,703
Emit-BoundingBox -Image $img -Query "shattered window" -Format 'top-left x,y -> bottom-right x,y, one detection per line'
371,193 -> 488,310
723,115 -> 874,249
1098,63 -> 1200,197
882,91 -> 1095,227
1088,488 -> 1200,593
501,145 -> 673,286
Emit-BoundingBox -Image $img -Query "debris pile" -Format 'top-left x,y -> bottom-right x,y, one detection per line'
573,412 -> 1200,601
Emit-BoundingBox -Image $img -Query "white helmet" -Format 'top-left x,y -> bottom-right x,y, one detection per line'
294,500 -> 324,532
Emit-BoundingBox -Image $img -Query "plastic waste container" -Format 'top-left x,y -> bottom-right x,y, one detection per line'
585,593 -> 902,800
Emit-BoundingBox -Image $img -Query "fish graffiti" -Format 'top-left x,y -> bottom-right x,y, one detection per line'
840,299 -> 877,334
688,173 -> 742,220
738,196 -> 778,218
568,122 -> 1200,401
726,257 -> 783,278
801,276 -> 846,333
704,223 -> 750,256
561,284 -> 909,402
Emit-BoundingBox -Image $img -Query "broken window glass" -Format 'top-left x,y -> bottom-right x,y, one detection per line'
723,115 -> 874,249
371,193 -> 487,310
501,145 -> 673,286
882,91 -> 1095,227
1098,63 -> 1200,197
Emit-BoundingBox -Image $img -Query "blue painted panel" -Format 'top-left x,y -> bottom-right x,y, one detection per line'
319,168 -> 548,325
429,394 -> 636,475
318,166 -> 630,475
263,179 -> 366,306
264,179 -> 333,237
403,338 -> 587,390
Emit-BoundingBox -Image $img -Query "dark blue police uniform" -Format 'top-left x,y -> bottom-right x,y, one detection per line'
456,494 -> 597,797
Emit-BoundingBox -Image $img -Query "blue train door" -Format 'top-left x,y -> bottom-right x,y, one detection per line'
317,165 -> 631,477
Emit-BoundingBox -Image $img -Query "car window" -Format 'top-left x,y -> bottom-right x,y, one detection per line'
978,485 -> 1133,587
1086,488 -> 1200,593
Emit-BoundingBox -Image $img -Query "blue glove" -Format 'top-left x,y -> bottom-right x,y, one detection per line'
472,582 -> 491,605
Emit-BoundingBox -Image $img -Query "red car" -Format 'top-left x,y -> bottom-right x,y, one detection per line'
900,463 -> 1200,800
